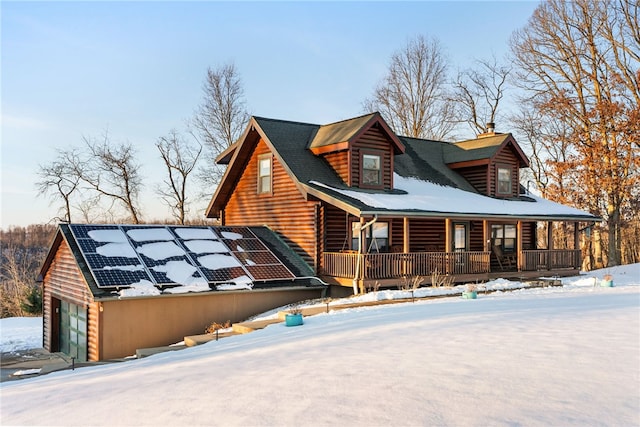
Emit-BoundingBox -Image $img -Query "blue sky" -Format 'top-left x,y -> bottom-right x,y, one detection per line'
1,1 -> 538,228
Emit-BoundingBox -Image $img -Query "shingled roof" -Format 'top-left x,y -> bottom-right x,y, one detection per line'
207,113 -> 596,221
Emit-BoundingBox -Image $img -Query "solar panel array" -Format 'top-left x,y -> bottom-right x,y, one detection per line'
69,224 -> 296,290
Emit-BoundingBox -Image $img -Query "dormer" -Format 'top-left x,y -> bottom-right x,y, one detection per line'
308,113 -> 405,190
444,130 -> 529,198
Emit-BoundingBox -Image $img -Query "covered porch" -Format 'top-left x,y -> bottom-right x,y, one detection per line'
319,214 -> 586,292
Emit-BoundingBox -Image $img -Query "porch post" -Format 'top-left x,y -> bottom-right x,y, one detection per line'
517,221 -> 523,271
574,221 -> 580,269
547,221 -> 553,270
445,218 -> 452,274
403,217 -> 410,253
483,220 -> 490,252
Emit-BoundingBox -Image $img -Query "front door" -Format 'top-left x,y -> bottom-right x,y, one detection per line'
59,300 -> 87,361
453,223 -> 468,273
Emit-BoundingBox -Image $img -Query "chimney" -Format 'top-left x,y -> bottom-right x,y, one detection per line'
478,122 -> 496,138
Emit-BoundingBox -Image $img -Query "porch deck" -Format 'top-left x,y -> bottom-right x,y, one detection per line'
321,249 -> 580,289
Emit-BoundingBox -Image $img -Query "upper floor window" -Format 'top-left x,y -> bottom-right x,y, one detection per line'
361,153 -> 381,187
257,154 -> 272,194
497,166 -> 512,195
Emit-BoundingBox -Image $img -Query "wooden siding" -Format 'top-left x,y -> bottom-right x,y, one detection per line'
406,219 -> 446,251
351,126 -> 394,189
42,239 -> 95,358
323,204 -> 351,252
456,166 -> 488,195
490,145 -> 520,197
223,139 -> 319,269
324,150 -> 350,185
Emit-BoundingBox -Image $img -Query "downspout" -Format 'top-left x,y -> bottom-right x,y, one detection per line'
353,216 -> 378,295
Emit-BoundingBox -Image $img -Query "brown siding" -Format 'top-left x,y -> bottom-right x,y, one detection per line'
324,150 -> 350,185
324,204 -> 350,252
99,288 -> 323,360
224,139 -> 319,269
521,221 -> 536,249
491,145 -> 519,197
457,166 -> 488,195
469,220 -> 484,251
43,239 -> 95,355
407,219 -> 446,251
352,126 -> 394,190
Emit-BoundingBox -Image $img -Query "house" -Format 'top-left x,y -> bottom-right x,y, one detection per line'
206,112 -> 600,293
38,224 -> 325,361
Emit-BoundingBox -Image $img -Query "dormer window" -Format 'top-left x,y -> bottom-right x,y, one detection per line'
257,154 -> 272,194
361,153 -> 381,187
497,165 -> 512,195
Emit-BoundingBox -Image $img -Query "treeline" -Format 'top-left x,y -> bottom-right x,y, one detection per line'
0,224 -> 56,318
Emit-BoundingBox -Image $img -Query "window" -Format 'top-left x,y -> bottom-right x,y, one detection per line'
362,154 -> 381,186
492,224 -> 516,253
497,166 -> 512,195
351,222 -> 389,252
454,223 -> 467,251
257,154 -> 272,194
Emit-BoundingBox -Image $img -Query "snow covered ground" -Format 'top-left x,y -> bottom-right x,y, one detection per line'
1,264 -> 639,426
0,317 -> 42,354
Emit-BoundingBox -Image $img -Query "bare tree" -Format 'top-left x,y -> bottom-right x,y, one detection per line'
156,129 -> 202,224
363,35 -> 456,140
511,0 -> 640,267
451,56 -> 511,136
191,62 -> 249,190
79,131 -> 144,224
36,147 -> 83,223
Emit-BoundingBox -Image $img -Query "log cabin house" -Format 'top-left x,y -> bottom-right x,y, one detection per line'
206,112 -> 600,293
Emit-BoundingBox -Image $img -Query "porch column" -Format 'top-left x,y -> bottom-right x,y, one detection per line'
445,218 -> 452,253
547,221 -> 553,270
403,217 -> 410,253
574,222 -> 580,250
483,220 -> 490,252
517,221 -> 523,271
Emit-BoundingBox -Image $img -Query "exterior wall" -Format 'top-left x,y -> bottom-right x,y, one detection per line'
456,166 -> 488,195
98,288 -> 323,360
350,127 -> 394,190
407,218 -> 446,251
42,239 -> 96,359
324,150 -> 349,185
490,145 -> 520,198
223,138 -> 319,269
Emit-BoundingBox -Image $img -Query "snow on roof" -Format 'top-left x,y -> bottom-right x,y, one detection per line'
183,240 -> 228,254
88,229 -> 128,243
96,242 -> 138,258
136,241 -> 186,260
173,227 -> 218,240
118,280 -> 161,298
312,173 -> 596,219
127,228 -> 174,242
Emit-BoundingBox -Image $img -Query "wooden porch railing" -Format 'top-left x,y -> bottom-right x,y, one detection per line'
521,249 -> 581,271
322,251 -> 491,279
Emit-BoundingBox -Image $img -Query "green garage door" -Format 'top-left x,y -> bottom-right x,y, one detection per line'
60,301 -> 87,361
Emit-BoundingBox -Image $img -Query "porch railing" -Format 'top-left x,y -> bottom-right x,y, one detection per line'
322,251 -> 491,279
521,249 -> 581,271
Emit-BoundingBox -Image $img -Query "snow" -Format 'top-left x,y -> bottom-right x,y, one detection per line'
126,228 -> 174,242
104,264 -> 144,271
151,261 -> 207,286
163,282 -> 212,294
198,253 -> 242,270
87,229 -> 128,243
96,242 -> 138,258
0,317 -> 42,353
136,241 -> 185,260
311,173 -> 597,218
1,265 -> 639,426
221,231 -> 243,240
118,280 -> 161,297
174,227 -> 219,240
183,239 -> 228,254
216,275 -> 253,290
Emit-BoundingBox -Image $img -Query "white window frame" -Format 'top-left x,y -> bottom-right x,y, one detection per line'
257,154 -> 272,194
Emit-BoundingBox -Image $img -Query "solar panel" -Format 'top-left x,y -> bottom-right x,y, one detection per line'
68,224 -> 299,292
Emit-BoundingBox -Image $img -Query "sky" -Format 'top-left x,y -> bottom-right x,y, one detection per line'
1,263 -> 639,425
1,1 -> 539,229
